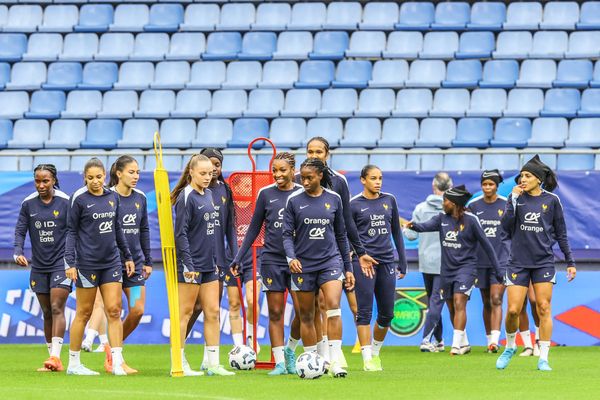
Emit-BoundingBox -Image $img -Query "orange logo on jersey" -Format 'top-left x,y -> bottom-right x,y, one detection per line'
383,203 -> 389,210
325,203 -> 331,210
498,209 -> 504,217
31,280 -> 36,287
135,202 -> 140,210
459,224 -> 464,231
542,204 -> 548,212
109,200 -> 114,208
53,210 -> 60,218
511,273 -> 517,281
90,274 -> 96,281
221,196 -> 227,204
266,278 -> 273,286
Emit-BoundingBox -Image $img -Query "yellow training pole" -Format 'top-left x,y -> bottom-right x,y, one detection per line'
153,132 -> 183,377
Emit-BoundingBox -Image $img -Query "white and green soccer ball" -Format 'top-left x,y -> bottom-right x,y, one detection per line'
228,345 -> 257,370
296,352 -> 326,379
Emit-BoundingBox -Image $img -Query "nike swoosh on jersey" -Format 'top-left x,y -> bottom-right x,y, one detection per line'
87,204 -> 95,208
441,223 -> 449,226
270,199 -> 279,203
300,205 -> 309,209
361,208 -> 369,212
30,213 -> 38,217
476,211 -> 484,215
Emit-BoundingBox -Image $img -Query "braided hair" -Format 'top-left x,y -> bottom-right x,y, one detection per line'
306,137 -> 330,155
33,164 -> 60,189
300,158 -> 333,190
274,151 -> 296,169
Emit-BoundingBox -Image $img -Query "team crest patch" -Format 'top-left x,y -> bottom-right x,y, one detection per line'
266,278 -> 273,286
383,203 -> 389,210
511,273 -> 517,280
222,196 -> 227,204
53,210 -> 59,218
31,280 -> 36,287
325,203 -> 331,210
459,224 -> 464,231
135,202 -> 140,210
498,209 -> 504,216
542,204 -> 548,212
225,275 -> 230,282
109,200 -> 114,208
90,274 -> 97,281
296,277 -> 303,285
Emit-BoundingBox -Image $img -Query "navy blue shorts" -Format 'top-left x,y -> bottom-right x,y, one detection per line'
123,269 -> 146,288
261,264 -> 290,292
220,265 -> 261,287
505,266 -> 556,287
440,271 -> 477,300
178,269 -> 220,285
291,263 -> 344,292
30,269 -> 72,294
76,265 -> 122,289
475,266 -> 505,289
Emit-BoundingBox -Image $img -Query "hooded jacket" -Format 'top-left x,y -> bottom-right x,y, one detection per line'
403,194 -> 443,274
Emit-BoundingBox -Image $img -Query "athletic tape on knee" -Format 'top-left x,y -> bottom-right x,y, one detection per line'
326,309 -> 342,318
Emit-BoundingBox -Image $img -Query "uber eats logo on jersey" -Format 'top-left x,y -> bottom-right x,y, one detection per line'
391,287 -> 428,337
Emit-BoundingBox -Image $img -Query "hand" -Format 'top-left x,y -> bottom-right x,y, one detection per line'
397,271 -> 406,280
344,272 -> 355,291
183,271 -> 197,280
361,262 -> 375,279
567,266 -> 576,282
359,254 -> 379,271
230,263 -> 241,277
142,265 -> 152,280
125,260 -> 135,277
66,267 -> 77,281
402,220 -> 414,229
399,217 -> 410,226
512,185 -> 524,198
15,255 -> 28,267
289,259 -> 302,274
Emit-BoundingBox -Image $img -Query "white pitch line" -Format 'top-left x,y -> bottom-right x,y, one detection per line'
6,386 -> 242,400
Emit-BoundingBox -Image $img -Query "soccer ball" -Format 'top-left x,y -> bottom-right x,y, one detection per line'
228,345 -> 257,370
296,352 -> 326,379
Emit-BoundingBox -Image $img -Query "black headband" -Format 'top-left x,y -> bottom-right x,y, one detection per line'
443,184 -> 472,208
200,148 -> 223,163
481,169 -> 503,186
515,155 -> 550,184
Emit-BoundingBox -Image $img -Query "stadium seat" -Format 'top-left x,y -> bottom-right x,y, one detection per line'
229,118 -> 269,149
317,88 -> 358,118
309,32 -> 349,60
151,61 -> 190,90
520,152 -> 557,170
217,3 -> 255,31
492,32 -> 532,59
378,118 -> 419,148
7,120 -> 49,149
5,62 -> 46,91
59,33 -> 98,62
203,32 -> 242,61
578,89 -> 600,117
95,33 -> 134,61
565,32 -> 600,59
467,2 -> 506,30
238,32 -> 276,61
479,60 -> 519,88
557,154 -> 595,170
395,2 -> 435,31
360,2 -> 399,30
192,119 -> 232,148
71,150 -> 108,171
130,33 -> 169,61
80,119 -> 122,148
38,5 -> 78,33
419,154 -> 445,171
25,91 -> 66,119
187,61 -> 225,90
369,153 -> 407,171
566,118 -> 600,147
415,118 -> 456,147
113,62 -> 154,90
179,4 -> 219,32
529,31 -> 568,59
481,153 -> 520,171
110,5 -> 149,32
490,118 -> 531,147
540,2 -> 579,30
452,118 -> 493,147
339,118 -> 381,148
430,89 -> 470,117
221,154 -> 253,172
135,90 -> 175,118
42,62 -> 82,90
269,118 -> 306,148
431,2 -> 470,30
444,154 -> 481,171
591,62 -> 600,88
287,3 -> 327,31
393,89 -> 432,117
272,32 -> 312,60
171,90 -> 211,118
330,154 -> 369,172
252,3 -> 291,31
259,61 -> 298,89
442,60 -> 482,88
504,2 -> 542,30
0,120 -> 13,149
382,31 -> 423,59
346,32 -> 385,58
467,89 -> 507,117
578,1 -> 600,29
504,89 -> 544,117
31,150 -> 70,172
304,118 -> 343,147
97,91 -> 138,118
244,89 -> 284,118
118,119 -> 159,148
405,60 -> 445,88
368,60 -> 408,89
75,4 -> 114,33
3,5 -> 42,33
323,2 -> 362,30
295,60 -> 335,89
0,63 -> 9,90
44,119 -> 86,149
0,33 -> 27,62
166,33 -> 206,61
280,89 -> 321,117
206,90 -> 247,118
78,62 -> 118,90
354,89 -> 395,117
455,32 -> 495,59
0,92 -> 29,119
221,61 -> 262,90
0,6 -> 5,28
61,90 -> 101,119
22,34 -> 62,62
419,32 -> 459,59
145,4 -> 183,32
331,60 -> 372,89
541,89 -> 580,118
554,60 -> 593,88
159,119 -> 194,148
143,154 -> 182,172
517,60 -> 556,88
528,118 -> 568,147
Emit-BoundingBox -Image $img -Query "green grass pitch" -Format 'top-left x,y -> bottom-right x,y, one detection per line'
2,345 -> 599,400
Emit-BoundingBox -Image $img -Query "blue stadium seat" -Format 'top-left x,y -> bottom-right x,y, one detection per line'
0,120 -> 13,149
0,63 -> 9,89
97,91 -> 138,118
229,118 -> 269,149
269,118 -> 306,148
578,1 -> 600,29
288,3 -> 326,31
143,154 -> 182,172
218,3 -> 255,31
180,4 -> 219,32
540,2 -> 579,30
431,2 -> 470,30
206,90 -> 247,118
71,151 -> 108,172
3,5 -> 42,33
490,118 -> 531,147
187,61 -> 225,90
378,118 -> 419,148
280,89 -> 321,117
238,32 -> 276,61
114,62 -> 154,90
23,33 -> 62,62
415,118 -> 456,147
0,5 -> 5,27
395,2 -> 435,31
259,61 -> 298,89
75,4 -> 114,33
117,119 -> 159,149
203,32 -> 242,61
304,118 -> 343,147
346,32 -> 385,58
80,119 -> 122,149
5,62 -> 46,91
25,91 -> 66,119
78,62 -> 118,90
59,33 -> 98,62
95,33 -> 134,61
369,153 -> 407,171
0,34 -> 27,62
135,90 -> 175,118
393,89 -> 432,117
504,2 -> 542,30
221,155 -> 253,172
110,5 -> 149,32
252,3 -> 291,31
42,62 -> 82,90
0,92 -> 29,119
554,60 -> 593,88
467,89 -> 507,117
517,60 -> 556,88
331,60 -> 371,89
480,60 -> 519,88
455,32 -> 495,59
504,89 -> 544,117
383,31 -> 423,59
61,90 -> 101,119
541,89 -> 580,118
295,60 -> 335,89
420,32 -> 459,59
405,60 -> 445,88
442,60 -> 482,88
171,90 -> 211,118
565,32 -> 600,59
360,2 -> 399,30
272,31 -> 312,60
368,60 -> 408,89
0,150 -> 33,172
528,118 -> 568,147
323,2 -> 362,30
166,33 -> 206,61
7,120 -> 49,149
192,119 -> 232,148
481,152 -> 520,171
467,2 -> 506,30
39,5 -> 78,33
159,119 -> 194,148
578,89 -> 600,117
130,33 -> 169,61
355,89 -> 395,117
452,118 -> 493,147
557,154 -> 595,171
520,153 -> 557,170
493,32 -> 532,59
221,61 -> 261,89
317,88 -> 357,118
330,154 -> 369,172
244,89 -> 284,118
566,118 -> 600,147
430,89 -> 470,117
32,151 -> 70,172
151,61 -> 190,90
309,32 -> 349,60
444,154 -> 481,171
45,119 -> 86,149
145,4 -> 183,32
591,61 -> 600,88
339,118 -> 381,148
529,31 -> 568,59
419,154 -> 445,171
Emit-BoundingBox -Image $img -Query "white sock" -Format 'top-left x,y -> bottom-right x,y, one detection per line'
51,337 -> 63,358
520,330 -> 533,348
491,330 -> 501,345
533,327 -> 539,343
317,339 -> 328,361
69,350 -> 80,368
84,329 -> 98,343
287,336 -> 299,351
181,349 -> 189,367
322,336 -> 330,361
372,339 -> 384,356
273,346 -> 285,365
539,340 -> 550,362
232,333 -> 243,347
361,345 -> 372,362
202,346 -> 207,366
452,330 -> 464,349
506,331 -> 517,349
246,321 -> 253,337
486,334 -> 492,347
46,342 -> 52,356
461,330 -> 470,347
206,346 -> 219,368
111,347 -> 123,369
304,345 -> 317,354
98,334 -> 109,345
328,340 -> 342,364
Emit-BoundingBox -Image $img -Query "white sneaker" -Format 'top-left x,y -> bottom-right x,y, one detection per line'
459,345 -> 471,355
520,347 -> 534,357
182,364 -> 203,377
81,340 -> 93,352
93,344 -> 106,353
450,347 -> 461,356
67,364 -> 100,376
420,341 -> 437,353
436,341 -> 445,352
329,362 -> 347,378
338,349 -> 348,368
533,340 -> 540,357
112,363 -> 127,376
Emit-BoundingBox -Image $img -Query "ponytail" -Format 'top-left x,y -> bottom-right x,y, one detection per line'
108,155 -> 137,188
170,154 -> 210,205
543,170 -> 558,192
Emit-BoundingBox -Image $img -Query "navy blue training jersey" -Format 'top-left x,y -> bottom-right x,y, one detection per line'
210,181 -> 237,267
350,192 -> 408,274
175,185 -> 219,273
14,190 -> 70,271
283,188 -> 353,273
65,187 -> 132,270
502,190 -> 575,269
112,187 -> 152,269
468,196 -> 510,268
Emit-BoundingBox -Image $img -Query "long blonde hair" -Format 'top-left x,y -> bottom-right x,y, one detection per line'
170,154 -> 210,205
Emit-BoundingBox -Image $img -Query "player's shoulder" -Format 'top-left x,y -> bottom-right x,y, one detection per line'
464,212 -> 482,225
323,187 -> 342,202
257,183 -> 277,198
132,188 -> 147,199
70,186 -> 89,206
330,168 -> 348,184
379,191 -> 397,203
468,195 -> 484,207
350,193 -> 364,203
54,189 -> 70,202
287,187 -> 305,204
542,190 -> 563,206
21,191 -> 39,205
181,185 -> 195,204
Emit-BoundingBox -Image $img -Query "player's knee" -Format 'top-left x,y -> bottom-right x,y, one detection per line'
491,294 -> 503,307
326,308 -> 342,321
129,304 -> 145,320
355,311 -> 372,326
299,309 -> 315,324
376,314 -> 393,328
268,306 -> 284,322
104,304 -> 122,320
536,300 -> 551,317
507,305 -> 521,319
229,299 -> 241,312
50,302 -> 64,317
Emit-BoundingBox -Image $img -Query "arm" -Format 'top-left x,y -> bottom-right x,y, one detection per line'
115,196 -> 132,262
64,198 -> 81,269
232,193 -> 266,267
409,214 -> 442,233
174,196 -> 195,272
282,199 -> 297,263
13,203 -> 28,263
552,197 -> 575,267
391,198 -> 408,275
224,193 -> 238,263
334,200 -> 353,274
473,219 -> 501,272
340,182 -> 366,256
501,193 -> 518,235
140,198 -> 153,267
402,207 -> 420,241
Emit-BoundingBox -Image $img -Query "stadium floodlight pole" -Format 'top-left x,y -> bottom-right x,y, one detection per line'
153,132 -> 184,377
